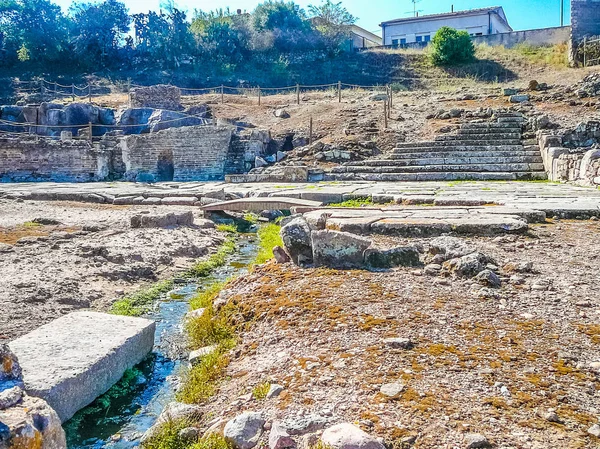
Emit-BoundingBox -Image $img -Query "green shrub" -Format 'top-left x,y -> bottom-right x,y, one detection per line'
251,382 -> 271,400
430,26 -> 475,66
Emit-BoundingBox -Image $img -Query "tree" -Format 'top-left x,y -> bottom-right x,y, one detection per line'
308,0 -> 355,53
252,1 -> 308,32
0,0 -> 68,64
69,0 -> 130,68
430,26 -> 475,66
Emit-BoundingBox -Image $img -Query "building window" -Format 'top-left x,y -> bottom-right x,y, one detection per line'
416,35 -> 422,43
400,38 -> 407,45
475,32 -> 483,36
424,35 -> 431,42
391,39 -> 398,46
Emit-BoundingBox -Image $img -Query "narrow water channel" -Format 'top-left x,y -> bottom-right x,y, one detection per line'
65,234 -> 260,449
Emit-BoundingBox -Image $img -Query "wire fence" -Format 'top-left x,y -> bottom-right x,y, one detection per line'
581,36 -> 600,68
7,76 -> 471,107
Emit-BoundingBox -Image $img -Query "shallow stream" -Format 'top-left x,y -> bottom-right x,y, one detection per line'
65,234 -> 259,449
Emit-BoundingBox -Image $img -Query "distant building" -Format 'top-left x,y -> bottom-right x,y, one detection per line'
349,25 -> 383,49
380,6 -> 512,46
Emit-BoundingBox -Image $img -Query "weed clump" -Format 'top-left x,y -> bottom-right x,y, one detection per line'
111,280 -> 174,316
252,382 -> 271,400
186,237 -> 236,277
329,197 -> 374,208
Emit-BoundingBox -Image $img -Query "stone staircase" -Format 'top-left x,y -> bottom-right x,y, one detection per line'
325,114 -> 548,182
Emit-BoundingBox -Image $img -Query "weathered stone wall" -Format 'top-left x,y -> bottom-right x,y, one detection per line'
121,125 -> 238,182
570,0 -> 600,62
471,26 -> 570,49
0,138 -> 110,182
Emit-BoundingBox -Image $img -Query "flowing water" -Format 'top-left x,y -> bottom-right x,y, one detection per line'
65,234 -> 259,449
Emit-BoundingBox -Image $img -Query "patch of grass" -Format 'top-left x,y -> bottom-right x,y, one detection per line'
253,223 -> 283,265
190,434 -> 233,449
111,280 -> 174,316
22,221 -> 42,228
252,381 -> 271,400
189,281 -> 225,310
186,237 -> 236,278
176,344 -> 233,404
328,197 -> 374,208
141,418 -> 195,449
215,223 -> 238,233
243,213 -> 260,224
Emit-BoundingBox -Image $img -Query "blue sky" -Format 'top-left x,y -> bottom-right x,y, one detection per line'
53,0 -> 571,34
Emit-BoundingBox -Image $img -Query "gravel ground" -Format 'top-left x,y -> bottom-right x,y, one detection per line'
194,220 -> 600,449
0,199 -> 223,341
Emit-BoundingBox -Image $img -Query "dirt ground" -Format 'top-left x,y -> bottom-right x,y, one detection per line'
199,221 -> 600,449
0,198 -> 223,341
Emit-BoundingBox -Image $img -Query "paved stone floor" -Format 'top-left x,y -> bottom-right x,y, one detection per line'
1,181 -> 599,217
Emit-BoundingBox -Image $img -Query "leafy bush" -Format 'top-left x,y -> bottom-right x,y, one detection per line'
430,26 -> 475,66
254,223 -> 283,265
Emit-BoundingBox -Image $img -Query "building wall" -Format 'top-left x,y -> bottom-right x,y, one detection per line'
121,125 -> 235,182
382,13 -> 510,45
471,26 -> 571,48
0,138 -> 108,182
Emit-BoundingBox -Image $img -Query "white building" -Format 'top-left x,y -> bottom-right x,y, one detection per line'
380,6 -> 512,46
349,25 -> 383,50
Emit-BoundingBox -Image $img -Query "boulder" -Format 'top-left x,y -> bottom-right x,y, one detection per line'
363,246 -> 420,269
274,109 -> 290,119
0,386 -> 23,410
428,236 -> 475,262
0,393 -> 66,449
442,252 -> 494,278
280,217 -> 313,265
474,269 -> 501,288
116,108 -> 155,134
63,103 -> 99,126
321,423 -> 384,449
224,412 -> 265,449
131,212 -> 194,229
311,230 -> 371,268
0,344 -> 22,385
509,94 -> 530,103
273,246 -> 291,264
147,109 -> 206,133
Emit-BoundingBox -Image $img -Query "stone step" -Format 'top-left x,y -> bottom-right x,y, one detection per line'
332,162 -> 546,174
461,123 -> 522,130
394,142 -> 524,149
344,156 -> 544,167
457,128 -> 522,135
435,133 -> 521,141
497,117 -> 525,123
389,150 -> 541,159
325,171 -> 547,182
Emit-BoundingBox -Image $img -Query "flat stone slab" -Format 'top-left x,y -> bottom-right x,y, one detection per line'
9,311 -> 155,423
201,196 -> 323,211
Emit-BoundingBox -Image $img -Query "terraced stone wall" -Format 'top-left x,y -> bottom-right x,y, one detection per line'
0,138 -> 109,182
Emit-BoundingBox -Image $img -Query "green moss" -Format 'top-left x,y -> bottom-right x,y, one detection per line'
328,197 -> 374,208
22,221 -> 42,228
252,382 -> 270,400
111,280 -> 174,316
253,223 -> 283,265
215,223 -> 238,233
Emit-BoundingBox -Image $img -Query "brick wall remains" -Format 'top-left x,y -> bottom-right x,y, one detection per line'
570,0 -> 600,61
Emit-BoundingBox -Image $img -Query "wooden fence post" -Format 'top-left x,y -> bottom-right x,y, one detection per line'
221,85 -> 224,103
309,116 -> 313,144
296,84 -> 300,105
383,101 -> 388,129
338,81 -> 341,103
584,37 -> 587,67
388,84 -> 393,111
71,84 -> 75,101
258,87 -> 261,106
88,122 -> 92,143
88,85 -> 92,103
54,82 -> 57,96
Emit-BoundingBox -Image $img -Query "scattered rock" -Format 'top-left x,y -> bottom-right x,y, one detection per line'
0,386 -> 23,410
224,412 -> 265,449
587,424 -> 600,438
363,246 -> 421,269
273,246 -> 291,264
266,384 -> 284,399
443,252 -> 495,278
178,427 -> 200,440
428,236 -> 475,262
474,269 -> 501,288
274,109 -> 290,119
269,422 -> 296,449
283,415 -> 328,435
321,423 -> 384,449
379,382 -> 405,399
509,94 -> 530,103
464,433 -> 491,449
383,337 -> 414,350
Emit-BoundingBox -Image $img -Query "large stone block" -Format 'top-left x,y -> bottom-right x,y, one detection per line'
9,311 -> 155,423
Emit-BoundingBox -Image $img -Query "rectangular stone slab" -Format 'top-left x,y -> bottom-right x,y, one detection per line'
9,311 -> 155,423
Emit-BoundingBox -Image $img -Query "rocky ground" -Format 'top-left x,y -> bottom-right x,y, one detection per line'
0,198 -> 223,341
189,220 -> 600,449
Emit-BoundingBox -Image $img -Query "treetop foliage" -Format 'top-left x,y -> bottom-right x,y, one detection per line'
430,26 -> 475,66
0,0 -> 358,75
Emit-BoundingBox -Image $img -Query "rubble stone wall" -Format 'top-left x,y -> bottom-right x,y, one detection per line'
129,85 -> 182,110
0,138 -> 109,182
471,26 -> 570,48
570,0 -> 600,62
